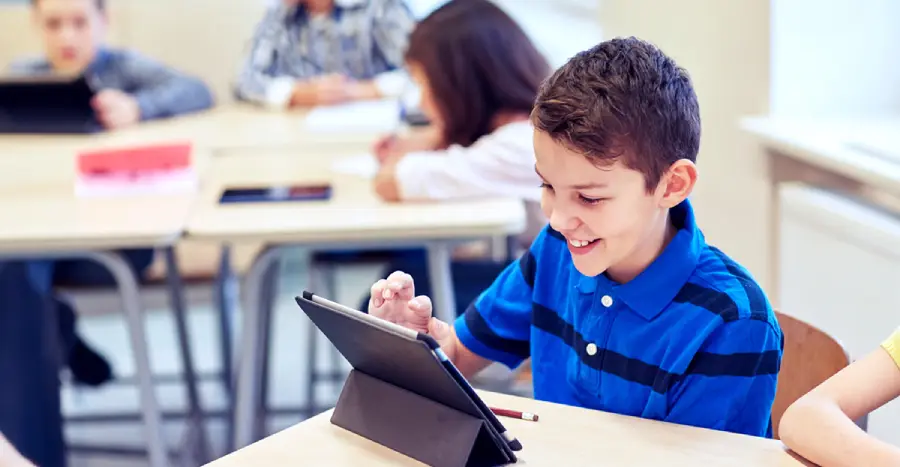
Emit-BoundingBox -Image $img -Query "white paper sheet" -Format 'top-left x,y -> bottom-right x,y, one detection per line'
75,167 -> 199,197
304,99 -> 401,134
331,153 -> 379,179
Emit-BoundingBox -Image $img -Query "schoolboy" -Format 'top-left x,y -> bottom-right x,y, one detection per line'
369,37 -> 784,437
10,0 -> 214,129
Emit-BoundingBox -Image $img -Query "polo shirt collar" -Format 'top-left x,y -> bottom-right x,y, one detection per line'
577,199 -> 704,321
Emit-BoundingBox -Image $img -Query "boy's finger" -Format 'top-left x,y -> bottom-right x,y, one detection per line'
428,317 -> 451,341
370,279 -> 387,307
408,295 -> 433,319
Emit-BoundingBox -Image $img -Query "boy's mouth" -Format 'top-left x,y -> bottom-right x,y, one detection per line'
567,237 -> 601,255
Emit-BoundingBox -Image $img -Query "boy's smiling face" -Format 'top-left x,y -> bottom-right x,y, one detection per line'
534,129 -> 694,282
32,0 -> 107,75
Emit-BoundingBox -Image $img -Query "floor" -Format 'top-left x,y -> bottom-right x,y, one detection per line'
62,248 -> 525,467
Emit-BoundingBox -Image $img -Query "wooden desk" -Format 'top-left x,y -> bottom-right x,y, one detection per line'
206,391 -> 808,467
0,150 -> 210,467
187,151 -> 526,449
0,103 -> 394,154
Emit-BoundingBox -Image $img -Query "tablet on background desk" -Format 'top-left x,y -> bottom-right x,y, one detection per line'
0,75 -> 101,134
219,184 -> 332,204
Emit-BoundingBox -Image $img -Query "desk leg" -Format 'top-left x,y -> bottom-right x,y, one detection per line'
426,243 -> 456,324
86,251 -> 167,467
233,246 -> 283,450
214,244 -> 237,449
163,247 -> 212,464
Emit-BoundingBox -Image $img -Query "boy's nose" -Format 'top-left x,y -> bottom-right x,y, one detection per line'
548,208 -> 580,233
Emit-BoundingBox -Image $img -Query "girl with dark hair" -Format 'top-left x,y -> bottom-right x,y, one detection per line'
367,0 -> 552,316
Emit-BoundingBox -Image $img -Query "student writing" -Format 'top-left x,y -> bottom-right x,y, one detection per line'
780,327 -> 900,466
234,0 -> 414,108
357,0 -> 550,313
368,37 -> 784,437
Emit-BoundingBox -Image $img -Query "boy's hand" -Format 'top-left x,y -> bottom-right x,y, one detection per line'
91,89 -> 141,129
369,271 -> 452,342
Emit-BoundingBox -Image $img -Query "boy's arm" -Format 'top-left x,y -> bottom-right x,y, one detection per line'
449,234 -> 544,377
118,52 -> 214,120
780,333 -> 900,467
665,318 -> 782,437
367,0 -> 415,98
234,4 -> 305,108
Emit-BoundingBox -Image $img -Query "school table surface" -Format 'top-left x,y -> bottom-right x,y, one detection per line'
187,150 -> 527,448
0,101 -> 397,154
0,149 -> 210,467
204,390 -> 811,467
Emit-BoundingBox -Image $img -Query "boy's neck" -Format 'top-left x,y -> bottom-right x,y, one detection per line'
605,210 -> 677,284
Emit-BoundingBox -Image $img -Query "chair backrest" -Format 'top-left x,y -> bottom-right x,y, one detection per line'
771,310 -> 853,439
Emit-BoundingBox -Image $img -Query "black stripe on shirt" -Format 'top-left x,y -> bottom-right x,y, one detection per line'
532,303 -> 777,393
709,246 -> 771,321
463,303 -> 531,359
687,350 -> 781,378
518,251 -> 537,288
672,282 -> 742,322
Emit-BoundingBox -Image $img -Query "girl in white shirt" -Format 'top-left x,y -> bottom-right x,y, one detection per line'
359,0 -> 551,316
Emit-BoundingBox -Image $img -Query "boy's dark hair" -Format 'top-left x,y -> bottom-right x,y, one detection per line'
406,0 -> 550,148
31,0 -> 106,11
531,37 -> 701,190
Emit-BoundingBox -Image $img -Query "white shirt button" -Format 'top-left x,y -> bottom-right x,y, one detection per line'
601,295 -> 613,307
586,343 -> 598,356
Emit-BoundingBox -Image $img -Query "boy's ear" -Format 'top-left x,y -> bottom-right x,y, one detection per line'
658,159 -> 697,208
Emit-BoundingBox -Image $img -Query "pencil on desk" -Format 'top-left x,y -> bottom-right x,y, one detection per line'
490,407 -> 539,422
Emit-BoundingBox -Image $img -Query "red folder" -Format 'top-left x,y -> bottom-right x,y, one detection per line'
77,142 -> 192,175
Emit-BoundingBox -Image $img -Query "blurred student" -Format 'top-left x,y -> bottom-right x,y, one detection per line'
9,0 -> 214,129
9,0 -> 214,387
780,327 -> 900,466
359,0 -> 550,313
235,0 -> 415,108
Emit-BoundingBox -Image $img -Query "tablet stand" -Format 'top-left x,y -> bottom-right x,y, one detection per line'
331,370 -> 512,467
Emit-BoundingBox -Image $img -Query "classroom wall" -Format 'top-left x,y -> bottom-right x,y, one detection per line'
598,0 -> 773,292
770,0 -> 900,117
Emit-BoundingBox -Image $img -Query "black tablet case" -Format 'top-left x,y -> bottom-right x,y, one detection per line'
295,295 -> 515,467
0,75 -> 102,134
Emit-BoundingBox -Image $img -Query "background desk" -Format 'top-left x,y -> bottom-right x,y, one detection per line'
205,390 -> 809,467
0,103 -> 397,154
187,151 -> 526,448
0,150 -> 210,466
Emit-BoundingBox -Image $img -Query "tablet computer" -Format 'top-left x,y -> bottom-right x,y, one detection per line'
295,292 -> 521,461
0,75 -> 102,134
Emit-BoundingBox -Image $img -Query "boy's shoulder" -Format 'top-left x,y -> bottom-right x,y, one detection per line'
685,244 -> 780,333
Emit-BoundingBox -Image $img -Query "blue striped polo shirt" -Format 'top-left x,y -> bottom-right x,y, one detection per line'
454,199 -> 783,437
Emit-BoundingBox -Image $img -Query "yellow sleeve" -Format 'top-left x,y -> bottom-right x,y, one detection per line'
882,328 -> 900,369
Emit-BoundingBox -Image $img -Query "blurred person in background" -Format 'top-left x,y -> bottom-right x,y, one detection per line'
235,0 -> 415,108
357,0 -> 551,315
8,0 -> 215,388
10,0 -> 214,129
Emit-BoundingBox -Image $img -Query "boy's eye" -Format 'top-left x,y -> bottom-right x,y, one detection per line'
540,183 -> 553,191
579,195 -> 606,206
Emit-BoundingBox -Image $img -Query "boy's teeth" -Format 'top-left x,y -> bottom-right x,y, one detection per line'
569,239 -> 591,247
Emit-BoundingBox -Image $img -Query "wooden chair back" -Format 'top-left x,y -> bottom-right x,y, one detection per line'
772,310 -> 856,438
